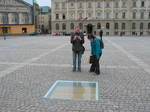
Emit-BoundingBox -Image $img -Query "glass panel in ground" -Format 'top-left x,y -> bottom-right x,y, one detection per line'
46,81 -> 98,100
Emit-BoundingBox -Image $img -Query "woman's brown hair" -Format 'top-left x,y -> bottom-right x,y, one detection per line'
87,34 -> 95,39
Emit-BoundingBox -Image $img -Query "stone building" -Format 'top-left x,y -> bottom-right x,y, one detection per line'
0,0 -> 34,34
51,0 -> 150,36
39,6 -> 51,34
33,0 -> 40,32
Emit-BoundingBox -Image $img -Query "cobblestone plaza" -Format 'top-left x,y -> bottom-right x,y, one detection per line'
0,35 -> 150,112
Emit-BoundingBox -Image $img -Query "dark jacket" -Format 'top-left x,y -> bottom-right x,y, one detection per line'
70,32 -> 84,52
100,30 -> 103,37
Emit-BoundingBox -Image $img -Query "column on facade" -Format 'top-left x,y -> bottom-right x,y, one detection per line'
8,13 -> 12,24
111,0 -> 114,19
66,0 -> 69,20
93,0 -> 96,18
75,0 -> 78,20
102,0 -> 105,19
84,0 -> 86,18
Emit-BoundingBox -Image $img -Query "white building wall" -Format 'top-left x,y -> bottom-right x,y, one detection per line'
51,0 -> 150,36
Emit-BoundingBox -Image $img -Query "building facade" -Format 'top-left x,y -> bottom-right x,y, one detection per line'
33,0 -> 40,32
39,6 -> 51,34
51,0 -> 150,36
0,0 -> 34,34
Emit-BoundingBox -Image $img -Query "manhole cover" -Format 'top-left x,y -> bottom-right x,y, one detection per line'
44,80 -> 98,100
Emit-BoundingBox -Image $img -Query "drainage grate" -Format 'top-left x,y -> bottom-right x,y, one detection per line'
44,80 -> 98,100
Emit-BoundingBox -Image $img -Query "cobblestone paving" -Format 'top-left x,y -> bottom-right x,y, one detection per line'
0,35 -> 150,112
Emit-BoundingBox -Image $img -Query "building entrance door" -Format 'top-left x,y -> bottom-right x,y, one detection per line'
87,24 -> 93,34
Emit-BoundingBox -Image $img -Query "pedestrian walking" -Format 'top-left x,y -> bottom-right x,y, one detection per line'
87,34 -> 102,75
70,26 -> 85,72
99,30 -> 103,40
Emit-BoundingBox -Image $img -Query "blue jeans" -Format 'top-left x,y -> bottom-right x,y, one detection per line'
72,51 -> 82,70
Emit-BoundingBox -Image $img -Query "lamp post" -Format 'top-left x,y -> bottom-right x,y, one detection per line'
3,16 -> 6,40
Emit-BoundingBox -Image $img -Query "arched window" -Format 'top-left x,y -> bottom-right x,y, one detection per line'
97,23 -> 101,29
122,23 -> 125,29
56,23 -> 59,30
148,23 -> 150,29
140,23 -> 144,29
79,23 -> 83,29
106,23 -> 109,29
12,13 -> 19,24
115,23 -> 118,29
22,13 -> 28,24
70,23 -> 74,29
62,23 -> 66,30
2,13 -> 8,24
132,23 -> 136,29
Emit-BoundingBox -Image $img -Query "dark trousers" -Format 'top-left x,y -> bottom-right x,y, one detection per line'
100,35 -> 102,40
90,53 -> 102,74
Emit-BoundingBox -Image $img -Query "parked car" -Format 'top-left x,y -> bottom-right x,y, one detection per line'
55,32 -> 60,36
65,32 -> 72,36
29,32 -> 38,36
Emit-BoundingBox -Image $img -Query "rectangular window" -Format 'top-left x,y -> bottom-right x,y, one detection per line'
133,2 -> 136,7
97,13 -> 101,18
106,2 -> 109,7
42,25 -> 44,29
122,2 -> 126,7
97,2 -> 100,8
79,3 -> 82,8
56,14 -> 59,19
122,12 -> 126,18
88,2 -> 92,8
106,12 -> 109,19
55,3 -> 59,9
62,3 -> 66,8
141,12 -> 144,19
70,3 -> 74,8
62,13 -> 65,19
79,13 -> 82,18
115,12 -> 118,19
114,32 -> 118,35
2,27 -> 8,33
132,12 -> 136,19
106,32 -> 109,35
115,2 -> 118,7
88,13 -> 92,18
22,28 -> 27,33
122,23 -> 125,29
141,1 -> 144,7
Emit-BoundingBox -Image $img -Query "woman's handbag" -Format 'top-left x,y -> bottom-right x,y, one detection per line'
88,55 -> 93,64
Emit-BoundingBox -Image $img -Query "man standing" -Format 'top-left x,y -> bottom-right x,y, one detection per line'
70,26 -> 84,72
99,30 -> 103,40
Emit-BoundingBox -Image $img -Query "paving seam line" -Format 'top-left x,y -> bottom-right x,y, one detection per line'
0,43 -> 70,78
105,38 -> 150,74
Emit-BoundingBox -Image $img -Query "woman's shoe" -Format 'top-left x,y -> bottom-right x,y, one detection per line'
93,72 -> 100,75
89,70 -> 94,72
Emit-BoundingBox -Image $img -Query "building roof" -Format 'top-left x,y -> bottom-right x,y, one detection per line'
39,6 -> 51,14
33,0 -> 38,4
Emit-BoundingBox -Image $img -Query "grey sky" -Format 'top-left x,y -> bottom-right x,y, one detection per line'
23,0 -> 51,7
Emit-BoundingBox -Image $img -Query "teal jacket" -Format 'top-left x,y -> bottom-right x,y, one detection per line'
90,37 -> 102,58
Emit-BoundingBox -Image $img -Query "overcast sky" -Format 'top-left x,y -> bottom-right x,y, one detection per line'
23,0 -> 51,7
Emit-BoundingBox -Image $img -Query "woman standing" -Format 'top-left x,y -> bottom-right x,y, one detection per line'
87,34 -> 102,75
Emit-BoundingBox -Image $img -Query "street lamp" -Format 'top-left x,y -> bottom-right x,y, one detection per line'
3,16 -> 6,40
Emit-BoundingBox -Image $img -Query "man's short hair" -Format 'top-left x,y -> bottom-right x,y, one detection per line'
75,26 -> 80,29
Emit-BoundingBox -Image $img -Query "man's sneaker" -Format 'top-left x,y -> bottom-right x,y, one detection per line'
72,70 -> 76,72
78,70 -> 81,72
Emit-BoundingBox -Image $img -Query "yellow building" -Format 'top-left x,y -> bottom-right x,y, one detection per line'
0,0 -> 35,34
